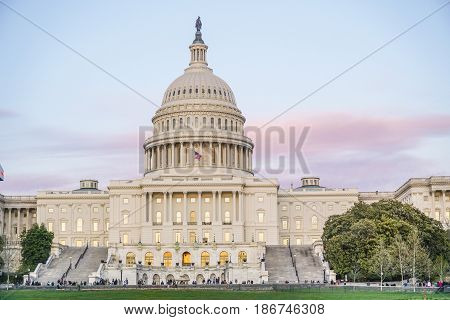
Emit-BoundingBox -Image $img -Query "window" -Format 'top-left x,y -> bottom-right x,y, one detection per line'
224,232 -> 231,242
176,211 -> 182,223
48,222 -> 53,232
258,232 -> 264,242
92,240 -> 99,247
106,220 -> 110,231
219,251 -> 229,265
123,198 -> 129,204
257,212 -> 264,223
76,240 -> 83,247
123,214 -> 129,225
282,219 -> 288,230
106,207 -> 110,213
76,218 -> 83,232
204,197 -> 210,203
282,238 -> 290,246
435,209 -> 441,221
435,194 -> 440,201
190,197 -> 196,203
424,195 -> 429,201
424,208 -> 430,216
446,208 -> 450,220
281,205 -> 287,211
155,232 -> 161,243
311,216 -> 318,230
295,219 -> 302,230
156,198 -> 162,204
238,251 -> 247,263
295,205 -> 301,210
224,197 -> 230,203
48,208 -> 54,213
201,251 -> 210,267
176,198 -> 182,203
224,211 -> 231,224
61,208 -> 67,213
93,207 -> 99,213
328,204 -> 333,211
126,252 -> 135,266
93,221 -> 99,232
61,221 -> 66,232
211,117 -> 214,128
175,232 -> 181,243
189,231 -> 196,243
258,197 -> 264,202
296,238 -> 303,245
204,211 -> 211,223
189,211 -> 196,223
123,234 -> 129,244
156,212 -> 162,224
60,240 -> 66,246
144,252 -> 154,266
203,232 -> 210,243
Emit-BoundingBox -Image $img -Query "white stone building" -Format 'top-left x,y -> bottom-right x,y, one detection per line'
1,21 -> 449,285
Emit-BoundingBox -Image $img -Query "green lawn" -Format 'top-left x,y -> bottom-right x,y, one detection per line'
0,288 -> 448,300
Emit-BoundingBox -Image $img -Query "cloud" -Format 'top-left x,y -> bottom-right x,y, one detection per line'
0,109 -> 19,118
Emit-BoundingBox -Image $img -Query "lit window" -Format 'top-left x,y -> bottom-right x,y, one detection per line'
257,212 -> 264,223
190,197 -> 196,203
106,220 -> 110,231
93,207 -> 99,213
311,216 -> 318,230
224,197 -> 230,203
282,220 -> 288,230
201,251 -> 210,267
144,252 -> 154,266
189,211 -> 196,223
60,240 -> 66,246
295,205 -> 301,210
126,252 -> 135,265
123,214 -> 129,225
203,232 -> 210,243
176,198 -> 182,203
156,198 -> 162,204
176,211 -> 182,223
123,198 -> 129,204
258,232 -> 264,242
189,232 -> 196,243
281,205 -> 287,211
76,218 -> 83,232
296,238 -> 303,245
258,197 -> 264,202
48,222 -> 53,232
175,232 -> 181,243
106,207 -> 110,213
61,208 -> 67,213
163,252 -> 172,267
204,197 -> 210,203
204,211 -> 211,223
156,212 -> 162,224
61,221 -> 66,232
435,210 -> 441,221
296,219 -> 302,230
224,232 -> 231,242
446,208 -> 450,220
93,221 -> 99,232
48,208 -> 54,213
123,234 -> 129,244
224,211 -> 231,224
155,232 -> 161,243
424,208 -> 430,216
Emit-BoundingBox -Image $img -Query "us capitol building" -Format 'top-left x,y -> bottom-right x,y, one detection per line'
1,20 -> 449,285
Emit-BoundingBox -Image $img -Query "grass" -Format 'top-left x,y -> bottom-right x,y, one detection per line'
0,287 -> 448,300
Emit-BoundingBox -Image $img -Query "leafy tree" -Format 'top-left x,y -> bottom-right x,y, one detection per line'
19,223 -> 54,272
369,239 -> 393,290
0,236 -> 4,268
322,200 -> 449,280
435,255 -> 449,282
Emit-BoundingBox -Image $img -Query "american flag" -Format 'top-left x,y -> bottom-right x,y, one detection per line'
194,151 -> 202,160
0,163 -> 4,181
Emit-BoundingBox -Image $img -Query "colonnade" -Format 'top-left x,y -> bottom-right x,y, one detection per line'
0,207 -> 36,238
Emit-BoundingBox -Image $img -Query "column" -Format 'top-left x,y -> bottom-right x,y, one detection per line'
26,208 -> 30,231
163,192 -> 167,222
197,192 -> 201,225
8,209 -> 12,237
189,142 -> 193,166
213,191 -> 217,222
18,208 -> 21,236
239,191 -> 244,223
183,192 -> 188,225
218,192 -> 222,223
441,190 -> 446,222
226,144 -> 230,167
147,192 -> 153,223
157,146 -> 160,169
210,142 -> 213,166
219,143 -> 222,166
232,191 -> 237,223
431,191 -> 435,220
234,145 -> 238,168
168,192 -> 173,224
171,143 -> 175,167
200,142 -> 203,166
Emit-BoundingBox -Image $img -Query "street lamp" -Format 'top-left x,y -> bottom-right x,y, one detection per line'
69,256 -> 72,269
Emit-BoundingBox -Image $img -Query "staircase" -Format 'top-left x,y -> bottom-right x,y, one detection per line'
265,245 -> 298,283
66,247 -> 107,284
37,247 -> 85,285
291,245 -> 325,283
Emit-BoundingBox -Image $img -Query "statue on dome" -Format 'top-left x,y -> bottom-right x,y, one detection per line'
195,16 -> 202,32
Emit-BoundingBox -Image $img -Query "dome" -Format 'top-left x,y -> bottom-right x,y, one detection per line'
161,68 -> 237,107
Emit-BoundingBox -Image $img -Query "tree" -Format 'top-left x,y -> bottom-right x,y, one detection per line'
0,236 -> 4,269
435,255 -> 449,282
369,239 -> 393,291
322,200 -> 449,281
19,223 -> 54,272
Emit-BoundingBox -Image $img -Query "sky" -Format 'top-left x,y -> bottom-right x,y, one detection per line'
0,0 -> 449,195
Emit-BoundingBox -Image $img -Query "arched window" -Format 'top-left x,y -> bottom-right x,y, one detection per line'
201,251 -> 210,267
311,215 -> 318,230
204,211 -> 210,224
176,211 -> 182,223
218,118 -> 221,129
156,211 -> 162,224
238,251 -> 247,263
172,118 -> 176,129
190,211 -> 196,223
224,211 -> 231,224
203,117 -> 206,127
211,117 -> 214,128
219,251 -> 229,266
225,119 -> 228,130
163,252 -> 172,267
126,252 -> 136,266
187,117 -> 190,127
231,120 -> 233,131
182,251 -> 191,266
195,117 -> 198,128
76,218 -> 83,232
144,252 -> 154,266
180,117 -> 183,128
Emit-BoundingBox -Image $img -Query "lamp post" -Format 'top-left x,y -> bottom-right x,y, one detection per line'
118,260 -> 123,284
69,256 -> 72,269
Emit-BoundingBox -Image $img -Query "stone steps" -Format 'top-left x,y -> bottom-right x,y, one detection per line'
265,246 -> 298,284
37,247 -> 85,285
66,247 -> 107,284
291,245 -> 324,282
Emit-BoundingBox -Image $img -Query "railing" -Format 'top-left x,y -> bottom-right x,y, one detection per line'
60,264 -> 71,283
288,243 -> 300,283
74,244 -> 89,269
